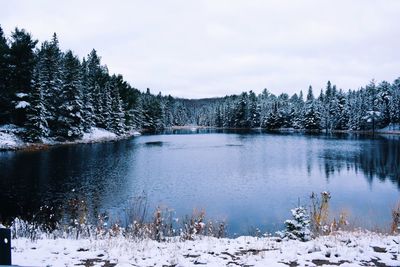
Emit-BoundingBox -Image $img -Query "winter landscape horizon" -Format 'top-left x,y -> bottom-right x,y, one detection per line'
1,1 -> 400,266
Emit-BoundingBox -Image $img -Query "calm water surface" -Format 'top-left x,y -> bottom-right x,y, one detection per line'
0,130 -> 399,234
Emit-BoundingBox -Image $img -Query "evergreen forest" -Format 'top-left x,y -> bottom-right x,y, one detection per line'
1,26 -> 399,142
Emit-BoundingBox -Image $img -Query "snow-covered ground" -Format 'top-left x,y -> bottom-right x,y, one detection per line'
0,124 -> 26,150
0,125 -> 140,150
12,231 -> 400,266
81,127 -> 117,143
378,123 -> 400,133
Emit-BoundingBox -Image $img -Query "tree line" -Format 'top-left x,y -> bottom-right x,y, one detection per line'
1,26 -> 399,143
189,79 -> 400,132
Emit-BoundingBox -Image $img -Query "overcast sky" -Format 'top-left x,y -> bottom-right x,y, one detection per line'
1,0 -> 400,98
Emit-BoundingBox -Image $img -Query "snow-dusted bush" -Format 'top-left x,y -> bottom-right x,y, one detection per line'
278,206 -> 312,241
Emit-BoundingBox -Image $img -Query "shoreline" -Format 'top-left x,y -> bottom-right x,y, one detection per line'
1,125 -> 400,152
0,126 -> 142,152
169,125 -> 400,135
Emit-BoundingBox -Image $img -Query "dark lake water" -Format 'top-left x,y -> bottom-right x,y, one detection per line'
0,130 -> 399,235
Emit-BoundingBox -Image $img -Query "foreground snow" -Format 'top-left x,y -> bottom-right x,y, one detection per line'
0,125 -> 140,150
12,231 -> 400,267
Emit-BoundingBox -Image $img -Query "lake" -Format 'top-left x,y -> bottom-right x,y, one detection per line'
0,130 -> 399,235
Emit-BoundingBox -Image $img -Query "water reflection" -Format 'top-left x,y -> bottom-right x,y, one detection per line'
0,140 -> 136,224
0,131 -> 399,233
318,134 -> 400,188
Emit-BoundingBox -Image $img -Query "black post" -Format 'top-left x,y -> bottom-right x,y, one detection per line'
0,228 -> 11,265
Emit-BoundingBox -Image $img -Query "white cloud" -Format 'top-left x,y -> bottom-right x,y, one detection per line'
1,0 -> 400,98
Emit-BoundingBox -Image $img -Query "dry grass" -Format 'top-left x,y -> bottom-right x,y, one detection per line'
391,202 -> 400,234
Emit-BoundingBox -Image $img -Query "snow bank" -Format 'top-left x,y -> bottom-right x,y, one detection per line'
81,127 -> 117,143
12,231 -> 400,267
0,124 -> 25,150
0,125 -> 140,151
378,123 -> 400,132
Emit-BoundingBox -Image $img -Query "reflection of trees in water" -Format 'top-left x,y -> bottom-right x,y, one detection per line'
321,135 -> 400,188
0,140 -> 134,225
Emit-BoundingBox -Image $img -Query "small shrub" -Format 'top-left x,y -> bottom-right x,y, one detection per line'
180,209 -> 206,240
277,206 -> 312,241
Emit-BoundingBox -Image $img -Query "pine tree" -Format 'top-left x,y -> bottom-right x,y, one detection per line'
57,50 -> 84,140
390,78 -> 400,124
102,80 -> 113,130
163,95 -> 174,127
142,88 -> 163,131
278,206 -> 312,241
262,102 -> 283,130
289,93 -> 304,129
25,67 -> 49,142
304,86 -> 321,130
377,81 -> 391,127
8,28 -> 38,125
110,81 -> 125,134
80,58 -> 95,131
36,33 -> 63,134
0,25 -> 10,123
334,91 -> 349,130
86,49 -> 106,128
233,93 -> 249,128
248,90 -> 260,127
116,74 -> 142,130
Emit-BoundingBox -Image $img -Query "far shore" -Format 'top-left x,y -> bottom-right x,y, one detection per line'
168,125 -> 400,135
1,125 -> 400,152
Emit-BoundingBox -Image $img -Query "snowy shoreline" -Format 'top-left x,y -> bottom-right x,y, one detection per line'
2,124 -> 400,152
12,231 -> 400,267
0,125 -> 141,151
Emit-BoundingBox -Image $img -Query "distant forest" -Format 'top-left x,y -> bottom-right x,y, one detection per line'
0,26 -> 400,142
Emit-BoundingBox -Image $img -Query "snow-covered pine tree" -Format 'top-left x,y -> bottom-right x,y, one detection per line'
262,102 -> 283,130
109,76 -> 125,134
233,92 -> 249,128
80,58 -> 95,131
102,80 -> 113,130
214,106 -> 223,128
376,81 -> 391,128
37,33 -> 63,134
25,67 -> 49,142
303,86 -> 321,131
334,91 -> 349,130
289,93 -> 304,129
57,50 -> 84,140
248,90 -> 260,128
163,95 -> 174,127
304,104 -> 321,131
389,78 -> 400,124
8,28 -> 38,126
278,206 -> 312,241
0,25 -> 10,124
86,49 -> 106,128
